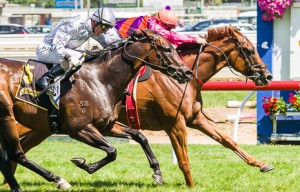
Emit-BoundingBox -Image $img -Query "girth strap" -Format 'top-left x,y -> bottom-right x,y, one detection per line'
48,103 -> 61,134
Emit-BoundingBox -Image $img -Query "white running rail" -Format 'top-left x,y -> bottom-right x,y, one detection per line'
0,31 -> 257,58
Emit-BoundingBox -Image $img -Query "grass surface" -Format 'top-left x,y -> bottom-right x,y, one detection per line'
1,140 -> 300,192
201,91 -> 256,107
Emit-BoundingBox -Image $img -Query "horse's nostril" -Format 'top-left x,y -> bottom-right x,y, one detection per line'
266,75 -> 273,80
185,70 -> 193,77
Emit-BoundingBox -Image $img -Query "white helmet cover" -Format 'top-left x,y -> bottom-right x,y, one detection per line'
92,7 -> 116,27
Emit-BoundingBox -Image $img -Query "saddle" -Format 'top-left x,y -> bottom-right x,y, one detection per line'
15,59 -> 73,134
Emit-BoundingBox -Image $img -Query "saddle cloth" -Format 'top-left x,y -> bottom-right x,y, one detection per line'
125,65 -> 151,130
15,60 -> 61,110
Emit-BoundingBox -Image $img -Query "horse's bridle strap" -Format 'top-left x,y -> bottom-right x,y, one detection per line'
178,50 -> 204,86
122,36 -> 174,72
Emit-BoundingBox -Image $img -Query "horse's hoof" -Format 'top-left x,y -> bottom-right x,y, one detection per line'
260,164 -> 274,172
152,174 -> 163,185
56,178 -> 71,190
2,182 -> 9,188
71,157 -> 86,167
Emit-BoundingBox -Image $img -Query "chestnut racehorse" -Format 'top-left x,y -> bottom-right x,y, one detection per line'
116,26 -> 274,187
7,26 -> 274,188
0,30 -> 193,192
115,26 -> 274,187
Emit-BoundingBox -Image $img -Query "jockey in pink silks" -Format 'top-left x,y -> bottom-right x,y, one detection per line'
113,6 -> 207,47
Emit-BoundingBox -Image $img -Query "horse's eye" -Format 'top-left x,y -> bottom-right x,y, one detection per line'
165,47 -> 171,53
160,46 -> 172,53
160,46 -> 171,53
246,48 -> 254,55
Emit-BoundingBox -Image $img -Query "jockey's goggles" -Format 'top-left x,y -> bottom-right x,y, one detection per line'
101,24 -> 113,31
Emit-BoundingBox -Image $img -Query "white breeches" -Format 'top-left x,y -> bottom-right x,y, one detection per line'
36,42 -> 82,71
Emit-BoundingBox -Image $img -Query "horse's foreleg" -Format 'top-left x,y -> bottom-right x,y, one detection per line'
69,124 -> 117,174
166,120 -> 194,188
105,122 -> 163,184
188,110 -> 274,172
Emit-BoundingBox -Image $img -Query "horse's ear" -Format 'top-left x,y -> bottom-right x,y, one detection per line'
228,25 -> 239,36
132,29 -> 144,40
140,29 -> 150,38
226,26 -> 232,35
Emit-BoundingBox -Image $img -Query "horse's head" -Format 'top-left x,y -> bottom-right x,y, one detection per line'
207,26 -> 272,86
125,29 -> 193,83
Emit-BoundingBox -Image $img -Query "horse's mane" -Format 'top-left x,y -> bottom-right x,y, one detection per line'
177,26 -> 239,51
84,29 -> 172,63
84,41 -> 126,63
84,49 -> 113,63
83,30 -> 147,63
206,26 -> 232,43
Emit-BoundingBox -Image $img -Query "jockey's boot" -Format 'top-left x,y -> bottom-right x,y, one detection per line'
37,64 -> 65,90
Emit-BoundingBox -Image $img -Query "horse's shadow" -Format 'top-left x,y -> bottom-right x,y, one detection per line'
71,180 -> 157,188
70,180 -> 185,190
17,179 -> 185,191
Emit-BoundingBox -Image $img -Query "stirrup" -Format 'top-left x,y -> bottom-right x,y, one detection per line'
46,87 -> 55,95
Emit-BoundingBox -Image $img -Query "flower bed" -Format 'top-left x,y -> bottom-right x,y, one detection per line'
262,92 -> 300,116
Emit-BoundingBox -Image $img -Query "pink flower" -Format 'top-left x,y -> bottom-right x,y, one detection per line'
258,0 -> 292,21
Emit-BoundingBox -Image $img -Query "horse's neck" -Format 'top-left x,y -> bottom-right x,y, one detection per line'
197,59 -> 228,84
187,42 -> 234,84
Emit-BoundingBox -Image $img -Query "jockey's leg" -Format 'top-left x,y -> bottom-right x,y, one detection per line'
36,48 -> 83,90
37,64 -> 64,90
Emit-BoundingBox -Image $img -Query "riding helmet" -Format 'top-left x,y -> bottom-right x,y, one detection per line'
92,7 -> 116,27
155,6 -> 179,26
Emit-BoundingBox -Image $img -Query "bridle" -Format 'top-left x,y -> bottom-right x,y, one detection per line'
122,33 -> 180,77
207,35 -> 264,82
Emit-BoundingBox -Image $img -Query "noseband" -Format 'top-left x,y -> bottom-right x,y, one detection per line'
123,35 -> 179,77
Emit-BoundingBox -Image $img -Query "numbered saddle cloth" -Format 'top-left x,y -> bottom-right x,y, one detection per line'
15,59 -> 62,110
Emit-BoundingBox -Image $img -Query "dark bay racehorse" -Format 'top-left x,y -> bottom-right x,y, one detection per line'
7,26 -> 273,188
0,30 -> 193,192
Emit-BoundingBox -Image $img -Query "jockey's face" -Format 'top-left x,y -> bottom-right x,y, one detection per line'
93,23 -> 103,36
92,19 -> 112,36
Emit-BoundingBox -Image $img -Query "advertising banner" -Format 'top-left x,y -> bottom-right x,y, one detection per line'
55,0 -> 81,9
100,0 -> 137,8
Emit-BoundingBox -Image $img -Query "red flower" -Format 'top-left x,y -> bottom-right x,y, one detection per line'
288,93 -> 300,111
262,96 -> 287,116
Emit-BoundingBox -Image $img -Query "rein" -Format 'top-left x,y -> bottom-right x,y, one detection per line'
192,45 -> 203,79
206,36 -> 262,80
186,35 -> 263,86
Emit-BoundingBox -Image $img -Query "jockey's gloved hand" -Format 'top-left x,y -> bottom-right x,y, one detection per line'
196,37 -> 207,46
69,55 -> 85,69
